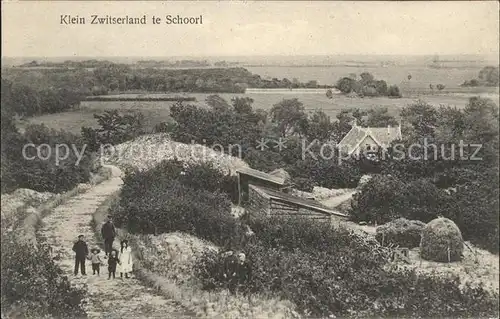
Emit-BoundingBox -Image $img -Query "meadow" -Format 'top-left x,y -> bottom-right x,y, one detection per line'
246,65 -> 484,89
21,88 -> 498,135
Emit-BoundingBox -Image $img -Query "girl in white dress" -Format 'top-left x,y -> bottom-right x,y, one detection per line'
117,239 -> 133,279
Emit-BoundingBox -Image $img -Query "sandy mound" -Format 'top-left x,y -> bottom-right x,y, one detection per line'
136,232 -> 218,285
313,186 -> 353,200
102,133 -> 249,176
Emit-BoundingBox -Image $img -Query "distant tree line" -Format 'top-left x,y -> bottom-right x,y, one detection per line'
4,63 -> 331,99
461,66 -> 499,87
334,72 -> 402,98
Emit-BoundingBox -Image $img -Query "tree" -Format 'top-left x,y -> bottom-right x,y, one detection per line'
326,89 -> 333,99
270,98 -> 308,137
305,110 -> 335,142
359,72 -> 375,85
336,77 -> 357,93
365,107 -> 399,127
206,94 -> 231,112
232,97 -> 254,114
478,66 -> 499,86
462,97 -> 499,166
436,84 -> 445,91
306,80 -> 318,88
387,85 -> 402,98
329,109 -> 366,143
375,80 -> 388,95
400,100 -> 438,139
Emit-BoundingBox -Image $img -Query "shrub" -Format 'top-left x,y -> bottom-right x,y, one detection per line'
387,85 -> 402,97
375,218 -> 426,248
196,222 -> 499,318
1,233 -> 86,318
81,110 -> 146,150
420,217 -> 464,262
115,160 -> 240,247
242,215 -> 390,266
2,124 -> 94,193
350,175 -> 451,224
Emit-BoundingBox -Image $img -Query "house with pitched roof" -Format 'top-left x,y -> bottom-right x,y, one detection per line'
337,121 -> 402,156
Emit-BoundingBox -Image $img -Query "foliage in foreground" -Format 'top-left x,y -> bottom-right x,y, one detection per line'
195,217 -> 499,318
1,233 -> 87,318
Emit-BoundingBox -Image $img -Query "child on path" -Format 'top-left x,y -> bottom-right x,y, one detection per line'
117,239 -> 133,279
72,234 -> 89,276
107,249 -> 120,280
89,248 -> 103,275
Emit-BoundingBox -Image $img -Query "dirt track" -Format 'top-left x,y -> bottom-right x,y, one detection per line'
37,165 -> 192,318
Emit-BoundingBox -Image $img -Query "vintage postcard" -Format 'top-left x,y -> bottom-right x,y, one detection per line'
1,1 -> 499,318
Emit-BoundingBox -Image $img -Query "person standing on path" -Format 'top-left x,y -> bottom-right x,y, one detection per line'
101,215 -> 116,256
90,248 -> 103,275
107,249 -> 120,280
117,240 -> 133,279
72,234 -> 89,276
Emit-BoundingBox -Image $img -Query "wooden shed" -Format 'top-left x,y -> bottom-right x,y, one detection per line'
236,167 -> 289,205
247,184 -> 348,222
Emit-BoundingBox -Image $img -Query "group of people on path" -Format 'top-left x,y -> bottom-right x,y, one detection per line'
72,216 -> 133,280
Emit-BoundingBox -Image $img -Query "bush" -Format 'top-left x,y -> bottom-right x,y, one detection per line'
375,218 -> 426,248
420,217 -> 464,262
2,124 -> 94,193
1,233 -> 86,318
350,175 -> 451,224
81,110 -> 146,150
115,160 -> 240,247
387,85 -> 402,97
243,215 -> 390,266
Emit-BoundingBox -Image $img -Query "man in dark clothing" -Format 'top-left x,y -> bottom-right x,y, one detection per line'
228,252 -> 252,294
221,251 -> 236,283
101,215 -> 116,256
72,234 -> 89,275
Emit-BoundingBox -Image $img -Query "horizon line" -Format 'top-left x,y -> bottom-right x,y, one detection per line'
3,53 -> 498,58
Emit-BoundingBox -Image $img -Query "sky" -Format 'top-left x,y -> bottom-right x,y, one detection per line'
2,1 -> 499,58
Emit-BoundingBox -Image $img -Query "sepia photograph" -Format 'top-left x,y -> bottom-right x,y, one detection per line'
1,1 -> 499,318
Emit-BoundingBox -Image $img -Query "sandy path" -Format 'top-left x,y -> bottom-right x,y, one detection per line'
320,191 -> 357,209
37,166 -> 192,318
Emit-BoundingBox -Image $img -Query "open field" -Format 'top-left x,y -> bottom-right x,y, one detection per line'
18,106 -> 175,135
20,89 -> 498,135
246,65 -> 491,89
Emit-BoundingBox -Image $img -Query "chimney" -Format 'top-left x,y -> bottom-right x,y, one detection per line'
351,119 -> 357,128
387,124 -> 391,134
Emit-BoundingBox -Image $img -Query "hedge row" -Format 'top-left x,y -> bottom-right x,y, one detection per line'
84,96 -> 196,102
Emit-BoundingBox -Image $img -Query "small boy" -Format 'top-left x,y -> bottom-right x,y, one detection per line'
107,250 -> 120,280
89,248 -> 103,275
72,234 -> 88,276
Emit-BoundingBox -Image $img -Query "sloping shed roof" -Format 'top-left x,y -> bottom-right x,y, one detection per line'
236,167 -> 286,185
252,185 -> 348,218
269,168 -> 291,182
